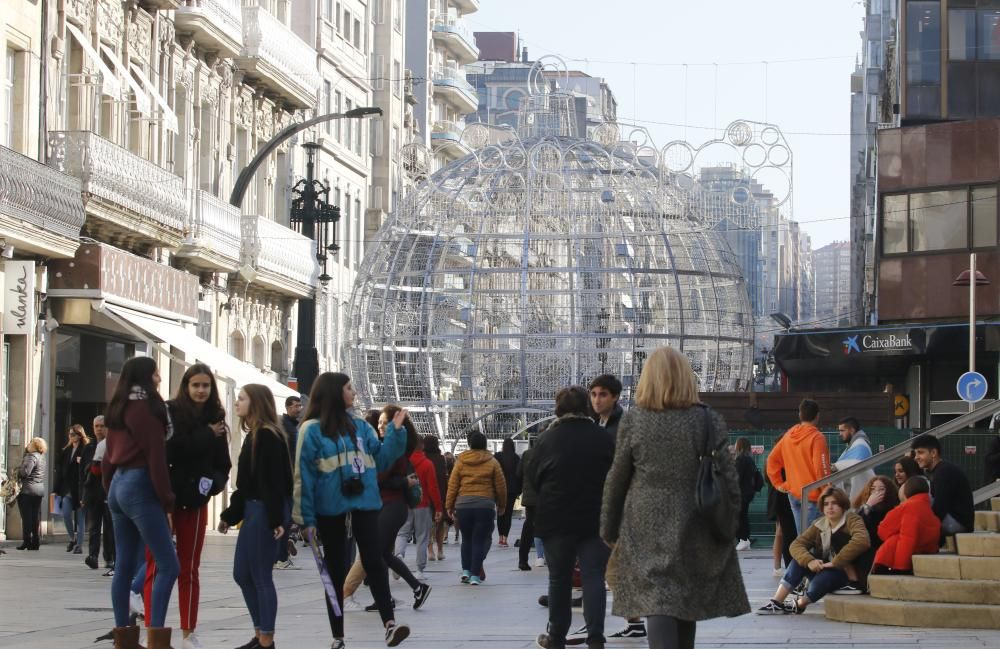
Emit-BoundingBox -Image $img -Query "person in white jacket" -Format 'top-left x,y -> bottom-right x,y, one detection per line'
832,417 -> 875,500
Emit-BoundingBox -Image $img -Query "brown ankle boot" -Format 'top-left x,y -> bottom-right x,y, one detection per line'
112,626 -> 146,649
145,627 -> 173,649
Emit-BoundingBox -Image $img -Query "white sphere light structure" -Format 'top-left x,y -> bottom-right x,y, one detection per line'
346,62 -> 754,441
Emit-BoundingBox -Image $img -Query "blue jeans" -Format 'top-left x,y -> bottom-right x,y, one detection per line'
60,495 -> 85,546
456,507 -> 495,575
108,468 -> 179,628
780,561 -> 848,603
788,495 -> 819,534
535,537 -> 545,560
233,500 -> 279,634
131,556 -> 147,594
543,534 -> 612,645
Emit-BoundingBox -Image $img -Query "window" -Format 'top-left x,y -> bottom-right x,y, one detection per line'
949,9 -> 976,60
374,0 -> 385,23
393,60 -> 402,97
2,48 -> 14,148
910,189 -> 966,251
355,198 -> 362,266
343,194 -> 351,267
883,195 -> 910,254
355,113 -> 362,155
334,91 -> 342,139
394,0 -> 402,30
979,9 -> 1000,60
374,55 -> 385,90
323,0 -> 333,20
344,10 -> 351,39
336,2 -> 342,30
371,119 -> 383,156
353,18 -> 362,49
973,186 -> 998,247
324,81 -> 332,132
392,125 -> 399,156
906,1 -> 942,118
345,98 -> 353,148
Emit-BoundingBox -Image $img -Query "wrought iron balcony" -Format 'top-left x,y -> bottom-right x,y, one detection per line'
431,120 -> 471,160
175,0 -> 244,59
241,214 -> 318,297
432,64 -> 479,113
0,145 -> 85,258
176,190 -> 242,272
432,16 -> 479,64
47,131 -> 187,247
238,5 -> 320,109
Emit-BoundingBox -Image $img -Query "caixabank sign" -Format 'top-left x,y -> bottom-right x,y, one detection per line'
841,332 -> 914,355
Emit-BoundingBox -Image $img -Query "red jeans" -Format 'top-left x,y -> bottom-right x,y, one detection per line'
144,505 -> 207,630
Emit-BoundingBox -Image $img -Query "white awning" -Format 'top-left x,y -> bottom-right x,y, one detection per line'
130,62 -> 178,133
64,23 -> 121,98
98,44 -> 151,116
100,304 -> 298,407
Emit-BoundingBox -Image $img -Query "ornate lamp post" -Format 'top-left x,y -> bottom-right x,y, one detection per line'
289,142 -> 341,396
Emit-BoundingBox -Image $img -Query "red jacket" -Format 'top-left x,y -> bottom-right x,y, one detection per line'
873,493 -> 940,571
410,450 -> 443,512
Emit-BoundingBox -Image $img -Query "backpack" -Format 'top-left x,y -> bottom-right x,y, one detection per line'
405,459 -> 423,508
1,469 -> 21,507
752,465 -> 765,493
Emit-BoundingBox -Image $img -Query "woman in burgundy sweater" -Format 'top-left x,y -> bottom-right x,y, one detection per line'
103,356 -> 179,649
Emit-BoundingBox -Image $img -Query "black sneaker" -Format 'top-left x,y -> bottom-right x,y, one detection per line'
519,561 -> 532,571
413,583 -> 431,610
85,555 -> 99,569
103,567 -> 115,577
73,545 -> 83,554
833,583 -> 863,595
234,638 -> 260,649
609,622 -> 646,638
66,541 -> 76,552
756,599 -> 791,615
385,623 -> 410,646
366,598 -> 397,612
538,594 -> 549,607
565,624 -> 588,645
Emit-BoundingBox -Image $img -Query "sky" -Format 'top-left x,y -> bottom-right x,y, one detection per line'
468,0 -> 865,249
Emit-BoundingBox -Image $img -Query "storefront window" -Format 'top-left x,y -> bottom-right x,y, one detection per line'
907,1 -> 942,117
883,194 -> 909,253
910,189 -> 968,251
978,9 -> 1000,59
950,9 -> 977,60
973,185 -> 998,247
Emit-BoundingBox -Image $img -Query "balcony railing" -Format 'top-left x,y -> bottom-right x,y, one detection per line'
47,131 -> 186,233
452,0 -> 481,13
0,145 -> 85,240
178,190 -> 242,269
432,64 -> 479,108
432,15 -> 479,62
175,0 -> 243,56
242,214 -> 317,291
241,5 -> 320,108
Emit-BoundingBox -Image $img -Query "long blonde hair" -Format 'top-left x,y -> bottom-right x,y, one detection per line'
239,384 -> 284,462
63,424 -> 90,449
26,437 -> 48,454
634,346 -> 700,410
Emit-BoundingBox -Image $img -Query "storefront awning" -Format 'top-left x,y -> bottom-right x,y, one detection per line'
101,304 -> 298,404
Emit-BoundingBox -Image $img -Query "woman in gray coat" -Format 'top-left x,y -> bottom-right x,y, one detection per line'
601,347 -> 750,649
16,437 -> 48,550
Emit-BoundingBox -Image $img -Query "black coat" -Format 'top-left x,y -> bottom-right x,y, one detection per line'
494,451 -> 521,499
928,459 -> 975,532
735,454 -> 757,502
281,414 -> 299,461
594,404 -> 624,439
986,436 -> 1000,483
53,443 -> 86,502
529,414 -> 614,538
166,402 -> 232,511
221,426 -> 292,529
516,447 -> 537,507
80,442 -> 105,506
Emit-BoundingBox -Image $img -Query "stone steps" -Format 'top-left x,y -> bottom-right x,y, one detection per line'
975,510 -> 1000,532
824,596 -> 1000,629
956,532 -> 1000,557
868,574 -> 1000,605
913,554 -> 1000,581
993,497 -> 1000,512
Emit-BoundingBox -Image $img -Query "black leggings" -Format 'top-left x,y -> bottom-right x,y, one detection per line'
518,506 -> 536,564
497,495 -> 517,538
380,500 -> 420,590
647,616 -> 696,649
738,498 -> 752,542
17,494 -> 42,548
317,511 -> 393,639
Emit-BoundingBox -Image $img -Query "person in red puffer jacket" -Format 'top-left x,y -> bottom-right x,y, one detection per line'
395,437 -> 443,576
873,476 -> 941,574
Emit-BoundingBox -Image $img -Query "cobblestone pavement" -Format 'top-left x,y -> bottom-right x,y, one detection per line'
2,523 -> 999,648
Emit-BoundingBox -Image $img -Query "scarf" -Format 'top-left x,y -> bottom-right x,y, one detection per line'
129,385 -> 174,440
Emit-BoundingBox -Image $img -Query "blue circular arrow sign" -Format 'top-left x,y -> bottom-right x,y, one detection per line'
957,371 -> 988,403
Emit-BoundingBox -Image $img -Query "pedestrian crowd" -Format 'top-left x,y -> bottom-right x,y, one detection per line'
4,342 -> 994,649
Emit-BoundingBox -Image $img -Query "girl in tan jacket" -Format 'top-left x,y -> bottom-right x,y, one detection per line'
445,432 -> 507,585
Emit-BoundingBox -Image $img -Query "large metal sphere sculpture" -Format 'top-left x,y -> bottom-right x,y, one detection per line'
346,74 -> 753,441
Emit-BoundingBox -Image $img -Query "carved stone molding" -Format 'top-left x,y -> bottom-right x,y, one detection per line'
98,0 -> 125,45
64,0 -> 95,28
127,8 -> 153,65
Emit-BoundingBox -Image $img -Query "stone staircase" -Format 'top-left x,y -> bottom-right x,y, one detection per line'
825,498 -> 1000,629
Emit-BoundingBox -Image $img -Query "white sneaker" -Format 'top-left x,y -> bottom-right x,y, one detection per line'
342,595 -> 364,612
735,539 -> 751,551
534,558 -> 546,568
414,570 -> 427,580
129,591 -> 144,617
274,559 -> 293,570
181,632 -> 204,649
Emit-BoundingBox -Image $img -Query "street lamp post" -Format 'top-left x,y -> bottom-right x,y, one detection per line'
289,143 -> 341,397
953,252 -> 991,414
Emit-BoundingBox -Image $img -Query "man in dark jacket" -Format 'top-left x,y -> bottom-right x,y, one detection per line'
911,434 -> 975,537
529,386 -> 615,649
589,374 -> 624,438
276,395 -> 302,568
81,416 -> 115,570
516,440 -> 539,571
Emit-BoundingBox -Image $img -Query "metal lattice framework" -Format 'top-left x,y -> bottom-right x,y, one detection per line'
346,64 -> 754,441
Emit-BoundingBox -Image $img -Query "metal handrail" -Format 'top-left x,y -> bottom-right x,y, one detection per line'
973,480 -> 1000,506
798,399 -> 1000,524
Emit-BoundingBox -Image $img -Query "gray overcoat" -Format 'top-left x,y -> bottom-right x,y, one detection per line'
600,406 -> 751,621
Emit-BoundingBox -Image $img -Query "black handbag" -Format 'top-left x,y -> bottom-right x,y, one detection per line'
693,405 -> 738,542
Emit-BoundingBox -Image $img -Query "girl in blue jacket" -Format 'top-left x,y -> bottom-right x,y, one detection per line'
292,372 -> 409,648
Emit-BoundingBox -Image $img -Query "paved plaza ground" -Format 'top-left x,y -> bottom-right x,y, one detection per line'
1,520 -> 999,649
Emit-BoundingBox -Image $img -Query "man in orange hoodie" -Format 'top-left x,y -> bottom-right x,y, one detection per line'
766,399 -> 831,534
